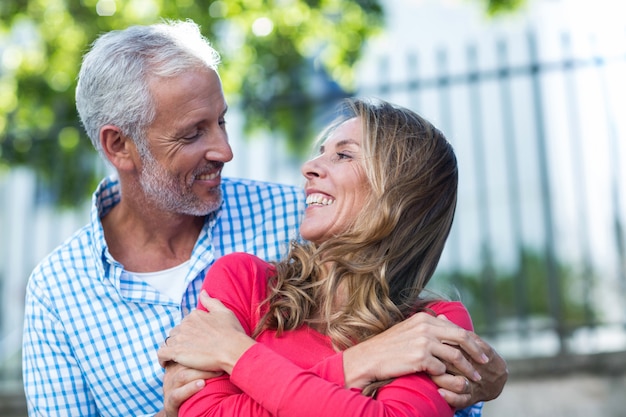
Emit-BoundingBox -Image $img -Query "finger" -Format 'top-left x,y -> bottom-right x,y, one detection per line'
437,388 -> 472,409
437,325 -> 489,365
164,379 -> 206,415
418,355 -> 448,376
431,373 -> 471,395
198,290 -> 226,311
199,290 -> 212,311
434,344 -> 480,382
475,337 -> 499,362
174,369 -> 222,381
164,363 -> 221,390
157,347 -> 172,368
199,291 -> 230,313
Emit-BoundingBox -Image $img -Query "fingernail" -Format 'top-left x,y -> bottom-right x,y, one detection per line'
473,371 -> 482,381
481,353 -> 489,363
196,380 -> 205,387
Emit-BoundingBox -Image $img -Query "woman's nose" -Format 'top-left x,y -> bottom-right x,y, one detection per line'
301,156 -> 323,180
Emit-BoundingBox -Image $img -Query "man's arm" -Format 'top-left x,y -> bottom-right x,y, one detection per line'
342,312 -> 507,409
159,300 -> 507,413
22,279 -> 98,416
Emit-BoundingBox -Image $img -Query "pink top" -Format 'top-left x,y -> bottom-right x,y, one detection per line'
180,252 -> 474,417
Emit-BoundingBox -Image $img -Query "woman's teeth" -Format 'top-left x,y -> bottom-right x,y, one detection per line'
306,194 -> 335,206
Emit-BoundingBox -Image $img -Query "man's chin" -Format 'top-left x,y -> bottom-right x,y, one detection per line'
187,196 -> 223,217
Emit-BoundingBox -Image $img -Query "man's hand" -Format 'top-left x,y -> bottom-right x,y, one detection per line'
343,312 -> 489,390
433,337 -> 508,409
159,362 -> 220,417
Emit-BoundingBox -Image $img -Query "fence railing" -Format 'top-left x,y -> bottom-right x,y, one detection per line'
354,28 -> 626,358
2,26 -> 626,386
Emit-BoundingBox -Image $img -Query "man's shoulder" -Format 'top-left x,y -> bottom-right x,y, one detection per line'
29,224 -> 94,285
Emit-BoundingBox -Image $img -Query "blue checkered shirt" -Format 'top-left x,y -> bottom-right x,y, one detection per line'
22,175 -> 482,417
22,176 -> 303,416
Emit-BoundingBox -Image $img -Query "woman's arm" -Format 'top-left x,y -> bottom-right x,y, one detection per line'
338,309 -> 507,408
175,294 -> 456,417
157,253 -> 503,416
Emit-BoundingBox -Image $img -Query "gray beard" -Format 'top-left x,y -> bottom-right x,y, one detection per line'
138,150 -> 223,217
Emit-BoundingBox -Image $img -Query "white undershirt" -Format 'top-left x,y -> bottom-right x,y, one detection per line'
132,260 -> 191,302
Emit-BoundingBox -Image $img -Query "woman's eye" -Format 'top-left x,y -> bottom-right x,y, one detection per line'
336,152 -> 350,160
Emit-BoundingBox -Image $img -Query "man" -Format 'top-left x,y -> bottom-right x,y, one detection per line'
22,20 -> 506,417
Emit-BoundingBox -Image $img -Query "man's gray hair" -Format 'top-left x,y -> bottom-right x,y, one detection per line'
75,20 -> 221,158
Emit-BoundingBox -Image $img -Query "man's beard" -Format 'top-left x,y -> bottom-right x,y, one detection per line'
138,150 -> 223,217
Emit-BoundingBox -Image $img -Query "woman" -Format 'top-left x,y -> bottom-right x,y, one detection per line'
160,98 -> 475,417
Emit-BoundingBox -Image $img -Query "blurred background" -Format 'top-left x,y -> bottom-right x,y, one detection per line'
1,0 -> 625,415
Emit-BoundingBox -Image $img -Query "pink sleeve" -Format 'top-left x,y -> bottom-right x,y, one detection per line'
182,342 -> 453,417
426,301 -> 474,332
180,258 -> 468,417
303,300 -> 474,387
229,343 -> 454,417
194,252 -> 270,333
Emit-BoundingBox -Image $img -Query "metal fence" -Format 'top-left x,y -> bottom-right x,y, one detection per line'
2,26 -> 626,392
354,28 -> 626,359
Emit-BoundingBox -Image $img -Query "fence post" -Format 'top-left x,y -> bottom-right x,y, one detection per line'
527,30 -> 566,354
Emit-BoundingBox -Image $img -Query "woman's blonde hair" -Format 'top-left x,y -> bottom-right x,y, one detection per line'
258,98 -> 458,352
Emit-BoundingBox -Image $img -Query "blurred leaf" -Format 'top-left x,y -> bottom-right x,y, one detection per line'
0,0 -> 525,205
435,247 -> 594,334
0,0 -> 385,205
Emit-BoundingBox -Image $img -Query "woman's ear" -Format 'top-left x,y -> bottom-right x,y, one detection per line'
100,125 -> 138,171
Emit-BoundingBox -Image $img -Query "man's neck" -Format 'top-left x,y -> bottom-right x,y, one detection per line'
101,199 -> 205,273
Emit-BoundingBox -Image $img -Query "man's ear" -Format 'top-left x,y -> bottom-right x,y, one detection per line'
100,125 -> 137,171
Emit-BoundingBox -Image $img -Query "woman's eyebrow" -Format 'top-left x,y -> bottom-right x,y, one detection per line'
335,139 -> 359,148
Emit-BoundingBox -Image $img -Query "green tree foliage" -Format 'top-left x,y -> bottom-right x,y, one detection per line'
434,248 -> 595,334
0,0 -> 524,205
0,0 -> 384,205
483,0 -> 527,16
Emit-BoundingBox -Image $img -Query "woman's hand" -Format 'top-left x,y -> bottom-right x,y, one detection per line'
342,312 -> 488,389
157,291 -> 256,375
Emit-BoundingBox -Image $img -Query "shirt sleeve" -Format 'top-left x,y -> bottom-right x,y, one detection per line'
181,341 -> 453,417
180,254 -> 470,417
22,273 -> 98,416
454,402 -> 484,417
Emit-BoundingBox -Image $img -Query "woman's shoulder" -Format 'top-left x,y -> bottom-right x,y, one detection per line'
212,252 -> 275,272
215,252 -> 266,266
207,252 -> 276,292
426,300 -> 474,331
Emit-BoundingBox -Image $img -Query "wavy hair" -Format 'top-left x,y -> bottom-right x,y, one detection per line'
259,98 -> 458,355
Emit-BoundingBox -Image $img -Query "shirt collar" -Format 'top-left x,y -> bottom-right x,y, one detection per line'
88,175 -> 223,285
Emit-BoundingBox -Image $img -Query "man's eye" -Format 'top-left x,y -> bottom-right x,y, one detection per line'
183,132 -> 201,140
